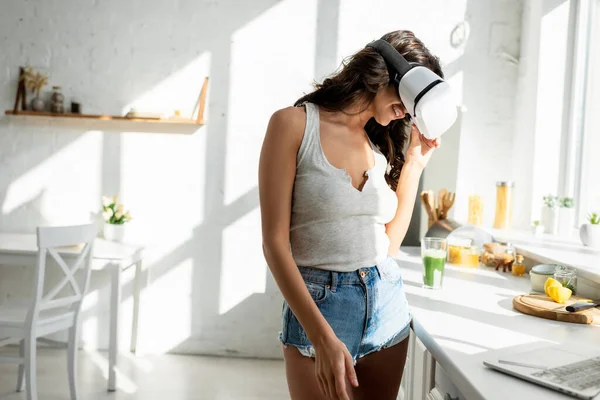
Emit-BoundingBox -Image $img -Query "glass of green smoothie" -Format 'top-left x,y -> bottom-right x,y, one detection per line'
421,237 -> 447,289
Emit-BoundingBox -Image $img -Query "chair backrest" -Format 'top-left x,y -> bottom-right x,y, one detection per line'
27,224 -> 97,326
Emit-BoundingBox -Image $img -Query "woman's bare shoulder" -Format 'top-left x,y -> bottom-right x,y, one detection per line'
265,105 -> 307,148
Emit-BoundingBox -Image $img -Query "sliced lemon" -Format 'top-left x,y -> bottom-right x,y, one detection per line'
548,285 -> 572,304
544,277 -> 562,296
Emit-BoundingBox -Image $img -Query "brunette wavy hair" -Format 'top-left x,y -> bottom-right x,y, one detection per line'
295,30 -> 443,191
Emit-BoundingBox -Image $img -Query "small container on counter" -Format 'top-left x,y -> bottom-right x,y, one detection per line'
530,264 -> 557,292
446,236 -> 480,268
448,244 -> 463,264
493,181 -> 514,230
512,254 -> 525,276
553,265 -> 577,294
461,246 -> 480,268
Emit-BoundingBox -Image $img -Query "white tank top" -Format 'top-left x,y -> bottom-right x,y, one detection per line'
290,103 -> 399,272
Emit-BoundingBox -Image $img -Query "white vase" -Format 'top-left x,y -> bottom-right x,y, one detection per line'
580,224 -> 600,249
532,225 -> 544,237
557,208 -> 575,237
103,223 -> 126,242
541,206 -> 558,235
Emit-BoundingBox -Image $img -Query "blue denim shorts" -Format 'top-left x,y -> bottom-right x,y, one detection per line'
280,255 -> 411,361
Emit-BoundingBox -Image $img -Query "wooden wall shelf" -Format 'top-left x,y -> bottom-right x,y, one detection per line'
5,110 -> 205,125
5,76 -> 209,134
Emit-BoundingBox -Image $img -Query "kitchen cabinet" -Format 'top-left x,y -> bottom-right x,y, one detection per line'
399,329 -> 465,400
399,329 -> 435,400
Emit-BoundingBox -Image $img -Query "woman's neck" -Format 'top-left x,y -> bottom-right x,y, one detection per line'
323,99 -> 375,131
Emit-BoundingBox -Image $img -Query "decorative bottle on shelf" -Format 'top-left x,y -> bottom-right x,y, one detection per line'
50,86 -> 64,113
30,94 -> 45,112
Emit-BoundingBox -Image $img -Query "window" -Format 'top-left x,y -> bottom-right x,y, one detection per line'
560,0 -> 599,223
577,0 -> 600,220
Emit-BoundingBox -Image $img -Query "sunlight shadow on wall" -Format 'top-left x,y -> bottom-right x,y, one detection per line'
2,131 -> 103,223
123,52 -> 212,119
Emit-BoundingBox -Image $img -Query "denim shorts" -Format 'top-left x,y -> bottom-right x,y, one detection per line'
280,255 -> 411,361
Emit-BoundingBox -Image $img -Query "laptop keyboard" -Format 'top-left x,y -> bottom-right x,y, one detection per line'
531,356 -> 600,392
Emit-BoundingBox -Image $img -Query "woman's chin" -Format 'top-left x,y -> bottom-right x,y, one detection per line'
374,115 -> 393,127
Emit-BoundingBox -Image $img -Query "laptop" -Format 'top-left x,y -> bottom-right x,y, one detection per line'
483,345 -> 600,399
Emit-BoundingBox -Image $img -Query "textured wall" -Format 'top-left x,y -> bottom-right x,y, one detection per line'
0,0 -> 522,357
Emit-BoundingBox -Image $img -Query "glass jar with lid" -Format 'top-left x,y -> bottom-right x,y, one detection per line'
553,265 -> 577,294
468,194 -> 484,226
493,181 -> 514,230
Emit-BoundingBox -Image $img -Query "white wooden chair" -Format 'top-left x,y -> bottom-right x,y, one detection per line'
0,224 -> 96,400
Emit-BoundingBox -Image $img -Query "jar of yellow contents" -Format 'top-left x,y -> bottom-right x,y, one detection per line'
467,194 -> 484,226
493,181 -> 514,230
461,246 -> 480,268
512,254 -> 525,276
448,245 -> 463,264
447,245 -> 479,267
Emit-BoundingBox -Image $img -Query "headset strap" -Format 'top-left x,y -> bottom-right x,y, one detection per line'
366,39 -> 413,82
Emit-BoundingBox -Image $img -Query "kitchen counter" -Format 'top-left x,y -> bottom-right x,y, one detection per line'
397,247 -> 600,400
487,228 -> 600,289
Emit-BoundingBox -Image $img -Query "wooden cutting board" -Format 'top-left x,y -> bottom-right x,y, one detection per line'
513,294 -> 600,325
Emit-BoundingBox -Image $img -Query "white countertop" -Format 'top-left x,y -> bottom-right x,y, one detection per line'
397,247 -> 600,400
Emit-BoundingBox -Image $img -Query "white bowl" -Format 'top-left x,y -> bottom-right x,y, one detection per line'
530,264 -> 558,293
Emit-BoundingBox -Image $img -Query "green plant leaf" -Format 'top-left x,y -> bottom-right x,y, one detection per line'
559,197 -> 574,208
543,195 -> 559,208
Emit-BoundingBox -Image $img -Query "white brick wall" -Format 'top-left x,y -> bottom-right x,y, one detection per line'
0,0 -> 522,358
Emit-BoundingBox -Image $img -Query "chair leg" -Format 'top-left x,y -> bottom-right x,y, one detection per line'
67,325 -> 79,400
16,339 -> 25,392
24,335 -> 38,400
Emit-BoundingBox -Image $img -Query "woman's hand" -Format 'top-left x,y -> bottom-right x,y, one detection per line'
314,334 -> 359,400
405,122 -> 441,169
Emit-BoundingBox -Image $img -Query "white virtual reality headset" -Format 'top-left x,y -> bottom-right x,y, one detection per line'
367,38 -> 457,139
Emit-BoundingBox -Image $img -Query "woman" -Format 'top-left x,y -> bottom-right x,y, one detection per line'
259,30 -> 443,400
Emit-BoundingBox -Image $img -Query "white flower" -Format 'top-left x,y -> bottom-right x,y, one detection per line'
112,195 -> 119,205
102,196 -> 112,207
102,210 -> 113,221
115,211 -> 123,220
124,211 -> 132,221
116,204 -> 124,213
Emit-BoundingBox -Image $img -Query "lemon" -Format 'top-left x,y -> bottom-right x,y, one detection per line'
548,285 -> 572,304
544,278 -> 562,296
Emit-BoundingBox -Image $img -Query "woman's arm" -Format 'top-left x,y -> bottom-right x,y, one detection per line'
385,160 -> 423,255
258,107 -> 335,346
386,124 -> 439,256
259,107 -> 358,399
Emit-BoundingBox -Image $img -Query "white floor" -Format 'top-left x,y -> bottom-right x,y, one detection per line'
0,347 -> 288,400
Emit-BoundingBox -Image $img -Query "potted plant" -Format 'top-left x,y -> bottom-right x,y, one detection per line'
531,220 -> 544,237
580,212 -> 600,249
541,195 -> 559,235
102,195 -> 132,242
557,197 -> 575,237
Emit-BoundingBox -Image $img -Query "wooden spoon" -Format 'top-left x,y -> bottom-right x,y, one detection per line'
437,189 -> 448,220
421,191 -> 435,222
440,192 -> 456,220
428,190 -> 437,222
